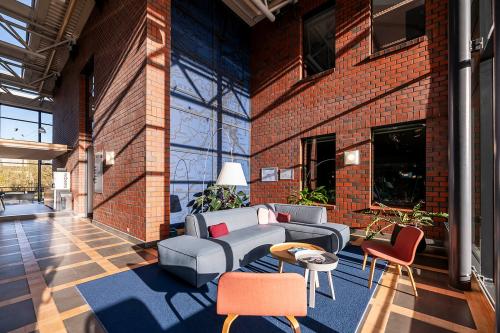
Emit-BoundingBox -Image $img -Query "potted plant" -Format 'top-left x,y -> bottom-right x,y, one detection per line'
189,185 -> 248,213
287,186 -> 331,206
363,201 -> 448,252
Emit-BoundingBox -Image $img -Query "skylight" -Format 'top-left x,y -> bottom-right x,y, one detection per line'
0,14 -> 28,49
0,56 -> 23,77
16,0 -> 33,8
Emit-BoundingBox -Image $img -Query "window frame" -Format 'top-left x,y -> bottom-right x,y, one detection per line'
371,121 -> 426,208
301,134 -> 337,204
302,1 -> 336,78
370,0 -> 426,54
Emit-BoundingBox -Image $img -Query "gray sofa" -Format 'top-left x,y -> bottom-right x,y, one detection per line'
158,203 -> 350,287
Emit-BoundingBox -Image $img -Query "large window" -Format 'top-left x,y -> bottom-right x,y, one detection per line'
303,3 -> 335,77
0,159 -> 53,202
302,135 -> 336,203
372,0 -> 425,53
0,105 -> 53,143
372,122 -> 425,207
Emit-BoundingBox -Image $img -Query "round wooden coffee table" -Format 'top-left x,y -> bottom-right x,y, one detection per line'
270,242 -> 325,273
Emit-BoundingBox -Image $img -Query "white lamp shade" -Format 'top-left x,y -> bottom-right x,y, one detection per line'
216,162 -> 248,186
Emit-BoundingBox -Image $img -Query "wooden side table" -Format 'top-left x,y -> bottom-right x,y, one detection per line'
270,242 -> 325,273
296,251 -> 339,308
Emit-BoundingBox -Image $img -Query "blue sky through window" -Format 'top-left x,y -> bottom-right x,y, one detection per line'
0,105 -> 53,143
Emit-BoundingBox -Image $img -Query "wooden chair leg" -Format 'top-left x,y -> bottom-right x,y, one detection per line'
222,314 -> 238,333
362,253 -> 368,271
396,264 -> 402,275
405,266 -> 418,297
286,315 -> 301,333
368,258 -> 377,289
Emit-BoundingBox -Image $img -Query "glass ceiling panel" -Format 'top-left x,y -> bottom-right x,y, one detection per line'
16,0 -> 33,7
0,15 -> 28,49
0,57 -> 23,77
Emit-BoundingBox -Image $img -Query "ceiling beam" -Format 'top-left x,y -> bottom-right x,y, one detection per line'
0,92 -> 53,113
39,0 -> 77,92
0,40 -> 46,60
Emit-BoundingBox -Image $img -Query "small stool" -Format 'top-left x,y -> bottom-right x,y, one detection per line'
217,272 -> 307,333
296,251 -> 338,308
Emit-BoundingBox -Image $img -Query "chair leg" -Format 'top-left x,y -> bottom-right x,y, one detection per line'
405,266 -> 418,297
286,315 -> 301,333
278,260 -> 284,273
396,264 -> 402,275
304,269 -> 309,285
368,258 -> 377,289
362,253 -> 368,271
222,314 -> 238,333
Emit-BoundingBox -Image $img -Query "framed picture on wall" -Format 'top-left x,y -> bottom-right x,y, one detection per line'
280,168 -> 294,180
261,167 -> 278,182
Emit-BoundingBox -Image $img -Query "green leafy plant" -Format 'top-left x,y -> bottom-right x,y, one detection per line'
363,201 -> 448,240
189,185 -> 248,213
287,186 -> 330,205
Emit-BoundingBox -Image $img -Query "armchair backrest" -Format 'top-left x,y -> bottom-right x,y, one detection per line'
393,226 -> 424,264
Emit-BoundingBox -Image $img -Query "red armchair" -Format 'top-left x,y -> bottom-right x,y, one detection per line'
361,226 -> 424,296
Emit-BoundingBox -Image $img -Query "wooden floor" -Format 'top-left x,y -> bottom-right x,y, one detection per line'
0,216 -> 495,333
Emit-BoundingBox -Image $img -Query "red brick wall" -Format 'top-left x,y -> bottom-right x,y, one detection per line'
145,0 -> 171,242
53,0 -> 171,242
250,0 -> 448,240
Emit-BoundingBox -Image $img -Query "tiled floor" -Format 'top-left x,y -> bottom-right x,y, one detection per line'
0,217 -> 157,333
0,217 -> 494,333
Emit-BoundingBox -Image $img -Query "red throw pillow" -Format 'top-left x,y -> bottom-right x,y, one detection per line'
276,212 -> 291,223
208,223 -> 229,238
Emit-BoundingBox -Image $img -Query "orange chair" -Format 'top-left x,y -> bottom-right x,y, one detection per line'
361,226 -> 424,296
217,272 -> 307,333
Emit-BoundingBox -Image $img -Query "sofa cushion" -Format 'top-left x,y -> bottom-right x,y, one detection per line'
185,207 -> 259,238
215,224 -> 286,268
257,208 -> 269,224
273,222 -> 350,253
274,204 -> 327,224
208,223 -> 229,238
276,212 -> 291,223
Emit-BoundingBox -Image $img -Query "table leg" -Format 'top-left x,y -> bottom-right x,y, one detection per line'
278,260 -> 284,273
327,271 -> 335,300
309,270 -> 316,308
315,271 -> 320,288
304,268 -> 309,285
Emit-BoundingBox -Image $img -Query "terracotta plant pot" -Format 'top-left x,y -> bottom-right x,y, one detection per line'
390,224 -> 427,253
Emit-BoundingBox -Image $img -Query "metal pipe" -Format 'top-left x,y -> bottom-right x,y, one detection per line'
250,0 -> 275,22
448,0 -> 472,290
493,0 -> 500,330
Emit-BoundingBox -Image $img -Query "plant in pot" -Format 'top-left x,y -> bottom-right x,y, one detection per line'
287,186 -> 331,206
363,201 -> 448,252
188,184 -> 248,213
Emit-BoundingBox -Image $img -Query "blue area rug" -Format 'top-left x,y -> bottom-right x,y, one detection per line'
77,246 -> 386,333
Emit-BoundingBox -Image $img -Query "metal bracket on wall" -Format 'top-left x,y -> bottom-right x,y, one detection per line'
470,37 -> 484,53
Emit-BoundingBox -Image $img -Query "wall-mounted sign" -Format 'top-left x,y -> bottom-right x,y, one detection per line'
261,167 -> 278,182
53,172 -> 70,190
94,152 -> 104,193
280,168 -> 294,180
